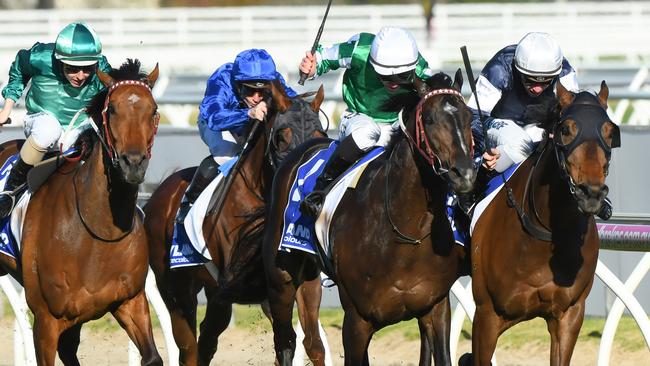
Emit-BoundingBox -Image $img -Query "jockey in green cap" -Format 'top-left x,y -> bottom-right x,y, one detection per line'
0,21 -> 111,217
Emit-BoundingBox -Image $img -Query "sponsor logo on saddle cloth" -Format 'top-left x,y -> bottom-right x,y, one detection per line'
169,156 -> 238,269
445,161 -> 523,247
279,142 -> 385,256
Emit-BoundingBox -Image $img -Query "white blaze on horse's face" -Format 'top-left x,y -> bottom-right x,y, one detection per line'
128,93 -> 141,105
444,101 -> 470,156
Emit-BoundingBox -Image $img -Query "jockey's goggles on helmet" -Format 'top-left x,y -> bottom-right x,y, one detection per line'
62,63 -> 96,75
522,74 -> 555,88
239,81 -> 272,97
378,71 -> 415,86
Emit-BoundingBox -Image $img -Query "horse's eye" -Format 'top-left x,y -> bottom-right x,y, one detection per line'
108,105 -> 116,115
561,124 -> 571,136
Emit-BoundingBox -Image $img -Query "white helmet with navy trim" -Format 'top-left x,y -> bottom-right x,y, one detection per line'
515,32 -> 563,77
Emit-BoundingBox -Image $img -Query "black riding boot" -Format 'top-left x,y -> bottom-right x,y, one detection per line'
175,156 -> 220,224
0,157 -> 33,218
300,137 -> 365,218
597,197 -> 613,221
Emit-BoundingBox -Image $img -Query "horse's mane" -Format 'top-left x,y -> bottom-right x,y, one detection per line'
521,92 -> 561,132
382,72 -> 456,113
78,59 -> 147,159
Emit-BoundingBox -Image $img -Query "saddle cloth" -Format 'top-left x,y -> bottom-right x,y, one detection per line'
169,156 -> 238,269
444,161 -> 523,247
279,141 -> 385,257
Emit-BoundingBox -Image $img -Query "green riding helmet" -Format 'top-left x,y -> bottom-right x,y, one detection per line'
54,22 -> 103,66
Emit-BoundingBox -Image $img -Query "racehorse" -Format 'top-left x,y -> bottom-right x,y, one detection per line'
263,70 -> 476,365
462,81 -> 620,366
0,59 -> 162,365
144,82 -> 327,365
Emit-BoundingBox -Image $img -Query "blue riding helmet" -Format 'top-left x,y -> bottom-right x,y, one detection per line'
232,49 -> 278,84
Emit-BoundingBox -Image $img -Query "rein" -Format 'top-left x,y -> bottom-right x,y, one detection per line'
94,80 -> 160,167
404,88 -> 464,175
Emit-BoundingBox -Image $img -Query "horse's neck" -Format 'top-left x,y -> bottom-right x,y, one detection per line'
237,128 -> 269,197
388,139 -> 445,210
531,144 -> 585,230
77,144 -> 138,232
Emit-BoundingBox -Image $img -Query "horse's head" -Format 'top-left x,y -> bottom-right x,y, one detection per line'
408,69 -> 476,193
93,60 -> 159,184
264,81 -> 326,166
554,81 -> 621,215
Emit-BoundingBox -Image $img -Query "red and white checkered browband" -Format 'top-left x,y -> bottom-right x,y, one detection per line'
109,79 -> 151,91
420,88 -> 463,100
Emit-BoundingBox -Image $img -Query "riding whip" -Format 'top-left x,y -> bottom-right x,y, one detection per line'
460,45 -> 490,152
298,0 -> 333,85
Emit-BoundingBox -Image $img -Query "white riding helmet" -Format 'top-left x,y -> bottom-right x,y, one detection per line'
514,32 -> 563,77
369,27 -> 419,76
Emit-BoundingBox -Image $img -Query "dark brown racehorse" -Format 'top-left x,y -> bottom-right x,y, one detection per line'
144,82 -> 326,366
463,82 -> 620,365
263,71 -> 476,365
0,59 -> 162,365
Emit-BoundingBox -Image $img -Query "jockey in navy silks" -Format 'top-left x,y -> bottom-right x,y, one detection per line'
464,32 -> 613,220
175,48 -> 297,223
0,22 -> 111,218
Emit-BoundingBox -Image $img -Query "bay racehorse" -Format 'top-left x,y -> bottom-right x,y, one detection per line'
263,70 -> 476,365
144,81 -> 327,365
463,81 -> 620,365
0,59 -> 162,365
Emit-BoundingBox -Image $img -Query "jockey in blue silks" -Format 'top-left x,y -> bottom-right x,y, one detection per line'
175,48 -> 297,223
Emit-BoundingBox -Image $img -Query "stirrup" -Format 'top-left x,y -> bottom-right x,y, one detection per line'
0,190 -> 18,218
300,190 -> 326,218
175,201 -> 192,224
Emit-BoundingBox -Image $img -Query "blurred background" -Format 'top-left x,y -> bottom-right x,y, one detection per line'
0,0 -> 648,317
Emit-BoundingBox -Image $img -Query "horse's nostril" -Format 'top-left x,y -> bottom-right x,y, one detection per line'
122,153 -> 146,167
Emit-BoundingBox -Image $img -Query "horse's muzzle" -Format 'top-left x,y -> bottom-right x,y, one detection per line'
575,183 -> 609,215
448,165 -> 477,194
118,151 -> 149,184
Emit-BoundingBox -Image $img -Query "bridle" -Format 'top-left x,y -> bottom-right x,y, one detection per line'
95,79 -> 160,167
402,88 -> 466,176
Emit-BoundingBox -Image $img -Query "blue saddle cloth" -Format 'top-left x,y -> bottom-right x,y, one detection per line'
0,154 -> 21,260
169,155 -> 238,269
279,141 -> 385,254
446,162 -> 520,246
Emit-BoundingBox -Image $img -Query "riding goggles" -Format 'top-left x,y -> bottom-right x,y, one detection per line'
378,71 -> 415,86
62,63 -> 97,74
522,74 -> 555,88
239,81 -> 272,97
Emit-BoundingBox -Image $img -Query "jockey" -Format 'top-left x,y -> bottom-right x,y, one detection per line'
0,22 -> 111,218
298,26 -> 434,217
175,48 -> 297,224
466,31 -> 612,220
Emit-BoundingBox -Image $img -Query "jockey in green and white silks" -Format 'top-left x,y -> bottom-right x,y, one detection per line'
0,22 -> 111,217
298,26 -> 434,217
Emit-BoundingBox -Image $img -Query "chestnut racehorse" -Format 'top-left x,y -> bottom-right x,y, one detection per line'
144,82 -> 327,365
263,71 -> 476,365
0,59 -> 162,365
464,81 -> 620,365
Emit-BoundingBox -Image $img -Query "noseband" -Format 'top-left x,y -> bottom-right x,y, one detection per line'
95,80 -> 160,167
403,88 -> 464,175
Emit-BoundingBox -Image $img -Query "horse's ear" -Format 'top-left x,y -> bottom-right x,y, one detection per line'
271,79 -> 292,113
414,77 -> 429,97
310,85 -> 325,112
145,63 -> 159,89
598,80 -> 609,110
452,68 -> 463,92
556,81 -> 574,109
97,70 -> 115,88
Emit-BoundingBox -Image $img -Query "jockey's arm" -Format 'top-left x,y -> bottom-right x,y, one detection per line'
312,34 -> 361,78
1,48 -> 34,125
200,89 -> 250,133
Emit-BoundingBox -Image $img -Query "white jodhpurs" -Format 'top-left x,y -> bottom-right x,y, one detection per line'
338,111 -> 400,151
485,118 -> 545,173
23,112 -> 90,152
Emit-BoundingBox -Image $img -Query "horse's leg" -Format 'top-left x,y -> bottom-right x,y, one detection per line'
267,261 -> 299,366
295,276 -> 326,366
418,296 -> 452,366
57,324 -> 82,366
546,301 -> 585,366
197,287 -> 232,366
339,286 -> 373,366
111,291 -> 163,366
471,304 -> 506,366
32,313 -> 64,366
